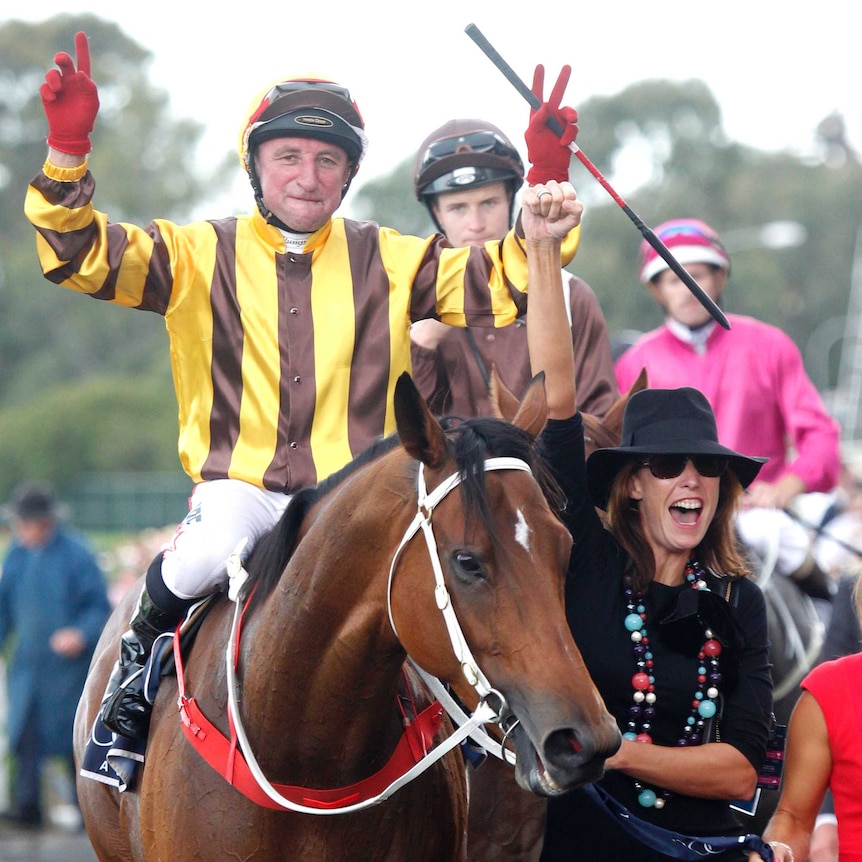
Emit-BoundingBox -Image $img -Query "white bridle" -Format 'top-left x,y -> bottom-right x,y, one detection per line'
387,457 -> 532,734
222,455 -> 531,814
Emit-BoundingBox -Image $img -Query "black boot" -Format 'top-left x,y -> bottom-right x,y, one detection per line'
98,585 -> 179,740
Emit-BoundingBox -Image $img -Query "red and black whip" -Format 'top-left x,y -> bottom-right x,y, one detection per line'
465,23 -> 730,330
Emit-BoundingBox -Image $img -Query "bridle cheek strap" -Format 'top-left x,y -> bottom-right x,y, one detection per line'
388,458 -> 532,699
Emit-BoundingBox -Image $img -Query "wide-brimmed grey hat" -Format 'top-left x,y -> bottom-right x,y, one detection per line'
586,387 -> 767,510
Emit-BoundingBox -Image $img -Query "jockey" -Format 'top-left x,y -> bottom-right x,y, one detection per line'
616,218 -> 841,506
409,108 -> 618,421
26,33 -> 581,741
615,218 -> 842,592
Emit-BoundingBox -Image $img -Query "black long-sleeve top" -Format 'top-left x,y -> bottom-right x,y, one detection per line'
539,416 -> 773,861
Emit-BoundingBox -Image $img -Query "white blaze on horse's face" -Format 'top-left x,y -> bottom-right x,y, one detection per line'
514,508 -> 532,554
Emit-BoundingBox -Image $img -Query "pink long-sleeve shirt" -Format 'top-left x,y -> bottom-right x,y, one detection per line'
615,314 -> 841,491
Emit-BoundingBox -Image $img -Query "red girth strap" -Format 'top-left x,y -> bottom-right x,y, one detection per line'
173,613 -> 445,810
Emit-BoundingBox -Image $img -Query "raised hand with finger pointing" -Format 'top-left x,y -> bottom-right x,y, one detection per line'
40,31 -> 100,156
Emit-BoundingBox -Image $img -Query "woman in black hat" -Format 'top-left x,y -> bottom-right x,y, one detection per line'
521,182 -> 775,861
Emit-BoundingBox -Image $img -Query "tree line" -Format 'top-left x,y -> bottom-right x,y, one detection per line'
1,13 -> 861,511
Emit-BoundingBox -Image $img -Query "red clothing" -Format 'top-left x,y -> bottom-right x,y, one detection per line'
802,653 -> 862,861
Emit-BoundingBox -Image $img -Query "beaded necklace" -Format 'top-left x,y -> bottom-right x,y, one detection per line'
623,559 -> 722,809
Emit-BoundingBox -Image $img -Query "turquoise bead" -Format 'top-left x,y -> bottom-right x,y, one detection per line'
698,699 -> 717,718
638,788 -> 657,808
624,613 -> 643,632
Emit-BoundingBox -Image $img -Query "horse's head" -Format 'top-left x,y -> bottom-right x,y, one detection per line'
390,372 -> 620,796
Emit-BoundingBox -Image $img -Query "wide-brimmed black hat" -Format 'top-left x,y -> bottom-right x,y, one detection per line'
586,387 -> 767,510
1,482 -> 68,523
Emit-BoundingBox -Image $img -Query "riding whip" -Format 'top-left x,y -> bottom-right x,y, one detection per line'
465,23 -> 731,331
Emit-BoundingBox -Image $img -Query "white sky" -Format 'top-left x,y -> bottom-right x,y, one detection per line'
10,1 -> 859,216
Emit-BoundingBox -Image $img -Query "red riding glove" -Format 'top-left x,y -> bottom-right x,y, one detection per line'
40,31 -> 100,156
525,64 -> 579,185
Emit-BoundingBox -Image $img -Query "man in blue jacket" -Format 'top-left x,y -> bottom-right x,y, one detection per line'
0,483 -> 110,829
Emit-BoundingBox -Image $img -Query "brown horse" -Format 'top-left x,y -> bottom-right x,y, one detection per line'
73,373 -> 620,862
466,369 -> 646,862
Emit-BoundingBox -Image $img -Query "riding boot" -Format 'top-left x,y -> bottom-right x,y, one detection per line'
99,560 -> 184,740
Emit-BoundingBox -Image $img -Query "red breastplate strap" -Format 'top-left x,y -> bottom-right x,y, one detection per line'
173,617 -> 445,810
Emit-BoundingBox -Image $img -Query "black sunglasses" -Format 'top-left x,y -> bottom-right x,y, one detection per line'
638,454 -> 729,480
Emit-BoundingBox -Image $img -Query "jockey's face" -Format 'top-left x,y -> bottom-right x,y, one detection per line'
431,182 -> 512,248
255,136 -> 353,232
649,263 -> 727,329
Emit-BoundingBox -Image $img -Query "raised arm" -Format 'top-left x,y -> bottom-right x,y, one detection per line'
521,180 -> 582,419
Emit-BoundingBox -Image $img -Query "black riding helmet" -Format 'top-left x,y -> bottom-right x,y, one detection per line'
239,76 -> 368,229
414,119 -> 524,231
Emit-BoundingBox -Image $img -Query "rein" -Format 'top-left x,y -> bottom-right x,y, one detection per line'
177,455 -> 533,813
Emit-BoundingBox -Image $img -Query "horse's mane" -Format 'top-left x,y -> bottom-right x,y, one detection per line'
242,414 -> 553,612
439,414 -> 562,528
243,434 -> 400,611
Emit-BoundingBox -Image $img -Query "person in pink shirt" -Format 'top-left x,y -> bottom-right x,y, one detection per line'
615,218 -> 841,515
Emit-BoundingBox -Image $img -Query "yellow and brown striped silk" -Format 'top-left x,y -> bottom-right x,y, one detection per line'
26,163 -> 580,493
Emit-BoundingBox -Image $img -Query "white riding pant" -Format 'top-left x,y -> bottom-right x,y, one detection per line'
736,505 -> 812,577
160,479 -> 292,601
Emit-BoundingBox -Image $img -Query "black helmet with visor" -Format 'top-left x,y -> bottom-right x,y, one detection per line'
239,76 -> 367,227
414,119 -> 524,230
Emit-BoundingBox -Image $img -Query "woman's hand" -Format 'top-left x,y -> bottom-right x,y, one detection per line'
521,180 -> 582,244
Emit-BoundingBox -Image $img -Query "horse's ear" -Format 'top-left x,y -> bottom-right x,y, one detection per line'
602,368 -> 649,440
488,364 -> 520,422
630,367 -> 648,394
394,372 -> 449,468
511,372 -> 549,440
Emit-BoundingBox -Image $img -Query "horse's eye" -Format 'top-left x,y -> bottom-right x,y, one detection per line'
451,550 -> 485,580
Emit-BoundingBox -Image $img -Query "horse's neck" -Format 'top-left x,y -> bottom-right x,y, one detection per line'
239,458 -> 415,781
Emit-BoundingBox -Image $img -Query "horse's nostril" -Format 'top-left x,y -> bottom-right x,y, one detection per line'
545,729 -> 583,761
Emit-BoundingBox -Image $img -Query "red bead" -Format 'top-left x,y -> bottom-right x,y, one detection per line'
703,639 -> 722,657
632,672 -> 651,691
635,733 -> 653,744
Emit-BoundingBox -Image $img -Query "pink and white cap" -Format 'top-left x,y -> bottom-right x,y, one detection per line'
639,218 -> 730,283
